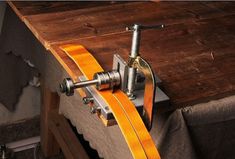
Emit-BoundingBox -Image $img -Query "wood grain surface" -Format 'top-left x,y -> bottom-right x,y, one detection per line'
8,1 -> 235,110
9,1 -> 121,16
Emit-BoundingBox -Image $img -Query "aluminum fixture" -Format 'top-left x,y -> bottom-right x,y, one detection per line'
126,24 -> 165,99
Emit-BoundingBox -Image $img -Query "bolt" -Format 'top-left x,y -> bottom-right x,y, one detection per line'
82,97 -> 94,104
126,91 -> 136,100
59,78 -> 75,96
90,107 -> 97,114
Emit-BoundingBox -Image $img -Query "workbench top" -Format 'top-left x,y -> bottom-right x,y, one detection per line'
8,1 -> 235,109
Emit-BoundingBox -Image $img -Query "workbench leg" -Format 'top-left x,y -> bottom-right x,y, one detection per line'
48,110 -> 89,159
40,84 -> 60,157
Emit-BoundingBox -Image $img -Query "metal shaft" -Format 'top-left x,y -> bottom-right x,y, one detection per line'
127,24 -> 141,99
130,24 -> 141,58
59,78 -> 98,96
74,79 -> 98,89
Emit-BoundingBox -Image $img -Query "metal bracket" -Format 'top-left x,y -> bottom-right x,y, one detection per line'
78,55 -> 169,125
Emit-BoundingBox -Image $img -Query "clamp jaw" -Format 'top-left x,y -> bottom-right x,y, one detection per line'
60,24 -> 169,130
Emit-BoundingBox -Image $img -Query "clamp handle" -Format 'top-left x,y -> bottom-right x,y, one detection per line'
126,24 -> 165,58
126,24 -> 164,32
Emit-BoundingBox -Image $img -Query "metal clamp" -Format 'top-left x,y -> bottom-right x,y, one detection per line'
126,24 -> 165,129
126,24 -> 164,99
128,56 -> 156,130
59,24 -> 169,130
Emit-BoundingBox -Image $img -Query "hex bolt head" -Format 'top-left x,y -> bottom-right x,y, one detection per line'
82,97 -> 94,104
59,78 -> 75,96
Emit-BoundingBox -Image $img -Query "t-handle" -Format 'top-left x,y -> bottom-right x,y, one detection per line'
126,24 -> 165,32
126,24 -> 165,57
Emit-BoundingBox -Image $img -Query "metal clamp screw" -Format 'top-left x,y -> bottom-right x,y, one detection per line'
90,106 -> 101,114
126,23 -> 165,99
82,97 -> 94,104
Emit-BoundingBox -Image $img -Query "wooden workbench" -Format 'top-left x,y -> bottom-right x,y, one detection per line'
8,1 -> 235,108
6,1 -> 235,159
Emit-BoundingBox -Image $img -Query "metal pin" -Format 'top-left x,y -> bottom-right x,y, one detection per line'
74,79 -> 98,89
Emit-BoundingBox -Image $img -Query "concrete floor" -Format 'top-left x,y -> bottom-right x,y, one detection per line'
0,116 -> 64,159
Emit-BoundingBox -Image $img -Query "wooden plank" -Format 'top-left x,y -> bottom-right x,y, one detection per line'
40,83 -> 60,157
48,110 -> 89,159
49,14 -> 235,109
8,1 -> 120,16
8,2 -> 235,46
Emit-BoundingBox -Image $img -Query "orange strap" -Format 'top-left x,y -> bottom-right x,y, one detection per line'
60,44 -> 160,159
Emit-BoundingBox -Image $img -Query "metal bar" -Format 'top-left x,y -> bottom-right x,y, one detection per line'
130,24 -> 141,57
127,24 -> 141,98
141,24 -> 164,30
74,79 -> 98,89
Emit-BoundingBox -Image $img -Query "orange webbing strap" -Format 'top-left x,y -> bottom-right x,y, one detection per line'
60,44 -> 161,159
